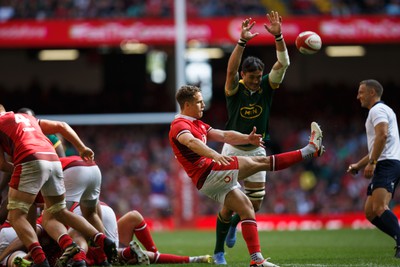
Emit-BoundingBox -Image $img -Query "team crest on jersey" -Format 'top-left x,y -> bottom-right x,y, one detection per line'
224,176 -> 232,183
240,104 -> 263,119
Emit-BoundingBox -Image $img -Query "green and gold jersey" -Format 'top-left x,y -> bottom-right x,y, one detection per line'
47,134 -> 62,148
225,75 -> 274,146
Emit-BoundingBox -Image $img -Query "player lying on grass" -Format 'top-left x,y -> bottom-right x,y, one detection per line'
70,202 -> 213,265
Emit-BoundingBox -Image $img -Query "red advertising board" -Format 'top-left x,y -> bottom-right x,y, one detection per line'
145,212 -> 376,231
0,15 -> 399,48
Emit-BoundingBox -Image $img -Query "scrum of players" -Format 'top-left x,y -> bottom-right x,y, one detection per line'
0,106 -> 212,267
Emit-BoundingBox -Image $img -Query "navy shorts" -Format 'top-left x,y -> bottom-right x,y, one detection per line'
367,159 -> 400,196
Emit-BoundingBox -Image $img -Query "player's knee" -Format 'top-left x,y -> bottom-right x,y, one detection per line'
7,200 -> 31,214
129,210 -> 143,220
46,200 -> 66,214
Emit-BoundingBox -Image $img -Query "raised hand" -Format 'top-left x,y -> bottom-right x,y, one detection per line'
264,11 -> 282,36
240,18 -> 259,41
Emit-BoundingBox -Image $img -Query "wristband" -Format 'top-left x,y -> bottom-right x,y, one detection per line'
275,33 -> 283,41
237,38 -> 247,47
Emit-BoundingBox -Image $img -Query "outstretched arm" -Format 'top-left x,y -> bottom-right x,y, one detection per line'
225,18 -> 259,96
177,131 -> 233,166
39,119 -> 94,161
264,11 -> 290,89
208,127 -> 264,147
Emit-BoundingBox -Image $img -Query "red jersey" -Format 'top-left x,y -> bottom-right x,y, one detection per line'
60,155 -> 96,170
169,115 -> 215,189
0,112 -> 56,164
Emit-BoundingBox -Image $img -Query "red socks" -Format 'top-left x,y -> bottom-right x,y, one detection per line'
241,219 -> 261,254
58,234 -> 86,262
269,150 -> 302,171
121,248 -> 189,264
29,242 -> 47,264
121,247 -> 135,261
58,234 -> 73,250
93,232 -> 105,248
156,253 -> 189,263
134,221 -> 158,253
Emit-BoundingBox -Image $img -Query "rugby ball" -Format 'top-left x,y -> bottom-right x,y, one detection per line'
295,31 -> 322,55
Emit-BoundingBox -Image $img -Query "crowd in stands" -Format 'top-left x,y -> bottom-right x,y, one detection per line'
0,0 -> 399,21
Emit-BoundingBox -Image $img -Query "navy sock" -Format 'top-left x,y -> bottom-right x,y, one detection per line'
230,214 -> 241,229
375,210 -> 400,246
371,216 -> 392,236
214,213 -> 230,254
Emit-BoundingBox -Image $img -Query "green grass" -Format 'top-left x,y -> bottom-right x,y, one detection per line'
141,229 -> 399,267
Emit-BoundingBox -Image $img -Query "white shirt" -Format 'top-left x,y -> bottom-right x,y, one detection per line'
366,102 -> 400,161
72,204 -> 119,247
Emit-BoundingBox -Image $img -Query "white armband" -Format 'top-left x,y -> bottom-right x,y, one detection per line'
277,50 -> 290,67
269,50 -> 290,84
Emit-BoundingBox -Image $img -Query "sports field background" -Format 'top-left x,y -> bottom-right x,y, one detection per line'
146,229 -> 399,267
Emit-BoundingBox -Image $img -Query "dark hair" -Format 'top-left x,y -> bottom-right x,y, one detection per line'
241,56 -> 264,73
176,85 -> 201,109
360,79 -> 383,97
17,107 -> 36,116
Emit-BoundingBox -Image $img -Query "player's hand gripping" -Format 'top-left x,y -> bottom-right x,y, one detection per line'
79,146 -> 95,162
264,11 -> 282,36
212,153 -> 234,166
240,18 -> 259,42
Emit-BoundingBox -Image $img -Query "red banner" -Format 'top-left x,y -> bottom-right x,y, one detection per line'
145,212 -> 377,231
0,15 -> 399,48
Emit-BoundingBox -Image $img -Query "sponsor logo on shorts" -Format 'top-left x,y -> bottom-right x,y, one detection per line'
224,176 -> 232,183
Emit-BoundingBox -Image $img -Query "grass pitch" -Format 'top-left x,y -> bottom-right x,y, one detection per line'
144,229 -> 399,267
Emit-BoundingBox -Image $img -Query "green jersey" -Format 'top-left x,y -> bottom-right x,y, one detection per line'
225,75 -> 274,147
47,134 -> 62,148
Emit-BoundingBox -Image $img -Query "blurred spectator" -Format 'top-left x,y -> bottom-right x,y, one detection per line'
331,0 -> 353,16
359,0 -> 385,14
386,0 -> 400,15
126,0 -> 146,17
0,0 -> 397,21
0,0 -> 14,21
289,0 -> 321,15
148,163 -> 171,218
